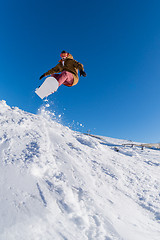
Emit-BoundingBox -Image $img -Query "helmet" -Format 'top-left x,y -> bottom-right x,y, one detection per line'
61,50 -> 68,54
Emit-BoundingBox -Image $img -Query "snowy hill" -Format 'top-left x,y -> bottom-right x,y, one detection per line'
0,100 -> 160,240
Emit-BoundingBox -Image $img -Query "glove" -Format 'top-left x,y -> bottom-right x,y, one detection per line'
80,70 -> 87,77
39,73 -> 46,80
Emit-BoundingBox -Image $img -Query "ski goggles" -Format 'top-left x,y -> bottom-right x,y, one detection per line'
60,52 -> 69,58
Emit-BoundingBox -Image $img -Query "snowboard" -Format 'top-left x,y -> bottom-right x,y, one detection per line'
35,77 -> 59,99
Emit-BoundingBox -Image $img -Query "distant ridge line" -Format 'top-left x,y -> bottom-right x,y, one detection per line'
84,133 -> 160,150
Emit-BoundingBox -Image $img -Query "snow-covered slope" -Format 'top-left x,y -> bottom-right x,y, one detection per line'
0,100 -> 160,240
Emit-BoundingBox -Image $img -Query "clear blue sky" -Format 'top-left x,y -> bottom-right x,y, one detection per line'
1,0 -> 160,143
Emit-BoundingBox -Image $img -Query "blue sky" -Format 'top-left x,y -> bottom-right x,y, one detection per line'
1,0 -> 160,143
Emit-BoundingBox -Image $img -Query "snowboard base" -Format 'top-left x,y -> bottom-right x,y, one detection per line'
35,77 -> 59,99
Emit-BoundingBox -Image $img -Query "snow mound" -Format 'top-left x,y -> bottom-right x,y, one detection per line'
0,100 -> 160,240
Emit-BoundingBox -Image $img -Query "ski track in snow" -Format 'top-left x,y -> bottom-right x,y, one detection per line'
0,100 -> 160,240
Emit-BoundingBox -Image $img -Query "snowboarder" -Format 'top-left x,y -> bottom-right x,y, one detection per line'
39,51 -> 87,87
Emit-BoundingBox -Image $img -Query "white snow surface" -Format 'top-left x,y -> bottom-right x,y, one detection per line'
0,100 -> 160,240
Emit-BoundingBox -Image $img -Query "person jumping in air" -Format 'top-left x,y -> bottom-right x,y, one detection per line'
39,50 -> 87,88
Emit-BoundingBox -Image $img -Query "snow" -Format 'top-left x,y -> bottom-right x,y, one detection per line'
0,100 -> 160,240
